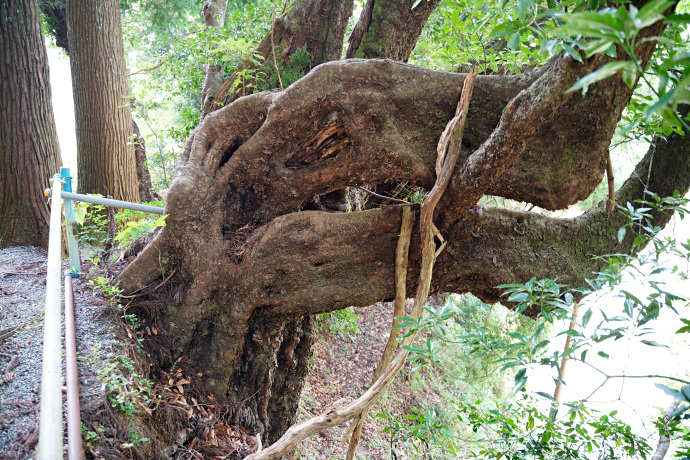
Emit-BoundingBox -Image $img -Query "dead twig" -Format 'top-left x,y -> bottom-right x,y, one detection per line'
0,271 -> 46,276
342,205 -> 414,455
0,325 -> 20,342
127,59 -> 167,77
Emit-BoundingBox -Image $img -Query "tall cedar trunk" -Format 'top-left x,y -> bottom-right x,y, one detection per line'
0,0 -> 62,249
66,0 -> 139,202
116,0 -> 683,454
39,2 -> 156,199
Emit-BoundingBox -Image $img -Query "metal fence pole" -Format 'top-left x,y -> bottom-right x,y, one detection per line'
64,274 -> 83,460
60,167 -> 81,275
38,174 -> 64,460
45,189 -> 165,215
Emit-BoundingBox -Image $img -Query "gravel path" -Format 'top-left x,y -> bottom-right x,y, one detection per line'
0,247 -> 121,460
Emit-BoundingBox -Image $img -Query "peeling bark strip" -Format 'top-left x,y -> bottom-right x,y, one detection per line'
0,0 -> 62,249
606,153 -> 615,212
344,204 -> 414,459
285,115 -> 351,168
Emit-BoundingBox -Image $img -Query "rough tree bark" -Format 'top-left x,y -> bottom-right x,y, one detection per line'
40,2 -> 156,200
66,0 -> 140,202
0,0 -> 62,249
117,0 -> 686,453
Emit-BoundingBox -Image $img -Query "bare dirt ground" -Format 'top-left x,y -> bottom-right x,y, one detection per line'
297,302 -> 424,460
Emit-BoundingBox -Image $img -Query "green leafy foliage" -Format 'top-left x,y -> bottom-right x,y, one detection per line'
378,406 -> 459,458
379,295 -> 546,458
86,344 -> 153,419
73,200 -> 109,246
414,0 -> 690,143
555,0 -> 690,131
456,396 -> 652,459
380,192 -> 690,458
124,2 -> 273,190
114,211 -> 167,247
498,277 -> 572,321
317,307 -> 361,340
255,45 -> 313,92
412,0 -> 554,72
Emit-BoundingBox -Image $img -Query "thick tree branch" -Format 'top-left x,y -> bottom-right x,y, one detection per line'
233,116 -> 690,318
192,58 -> 623,228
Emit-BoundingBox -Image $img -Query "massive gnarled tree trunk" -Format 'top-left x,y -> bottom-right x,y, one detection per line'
67,0 -> 140,202
117,0 -> 688,453
0,0 -> 62,249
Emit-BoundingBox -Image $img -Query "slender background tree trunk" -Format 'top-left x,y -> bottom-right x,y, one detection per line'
132,119 -> 155,202
346,0 -> 442,60
66,0 -> 139,202
200,0 -> 229,114
0,0 -> 62,249
39,0 -> 69,51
